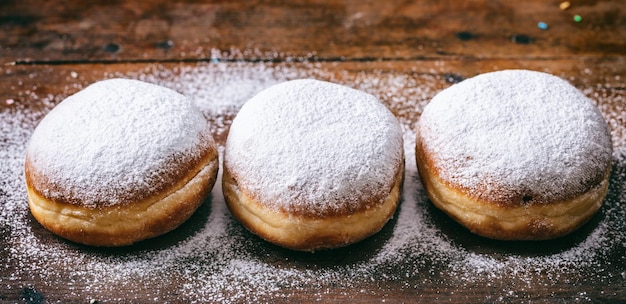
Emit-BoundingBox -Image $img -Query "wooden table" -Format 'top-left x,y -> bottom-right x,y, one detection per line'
1,1 -> 625,303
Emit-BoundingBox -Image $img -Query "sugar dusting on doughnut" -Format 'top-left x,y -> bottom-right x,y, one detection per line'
1,61 -> 625,301
224,79 -> 404,215
418,69 -> 613,205
26,78 -> 214,208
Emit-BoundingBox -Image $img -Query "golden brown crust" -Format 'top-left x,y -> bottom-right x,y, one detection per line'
415,136 -> 610,240
225,161 -> 404,218
222,160 -> 404,251
24,135 -> 217,207
26,148 -> 219,246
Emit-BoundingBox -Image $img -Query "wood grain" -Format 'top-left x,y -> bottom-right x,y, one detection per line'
0,0 -> 625,303
2,58 -> 624,107
0,0 -> 624,63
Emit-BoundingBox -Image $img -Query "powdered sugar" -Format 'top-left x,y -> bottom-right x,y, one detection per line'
1,62 -> 624,302
418,70 -> 613,204
224,79 -> 404,214
25,78 -> 213,207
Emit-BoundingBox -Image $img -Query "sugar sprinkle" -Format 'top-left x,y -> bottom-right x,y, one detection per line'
224,79 -> 404,215
1,61 -> 625,302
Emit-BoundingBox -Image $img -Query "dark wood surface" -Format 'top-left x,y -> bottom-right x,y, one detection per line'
1,1 -> 625,303
1,0 -> 625,63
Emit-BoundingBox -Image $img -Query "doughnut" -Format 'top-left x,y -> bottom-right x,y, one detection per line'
416,70 -> 612,240
223,79 -> 404,251
25,78 -> 219,246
